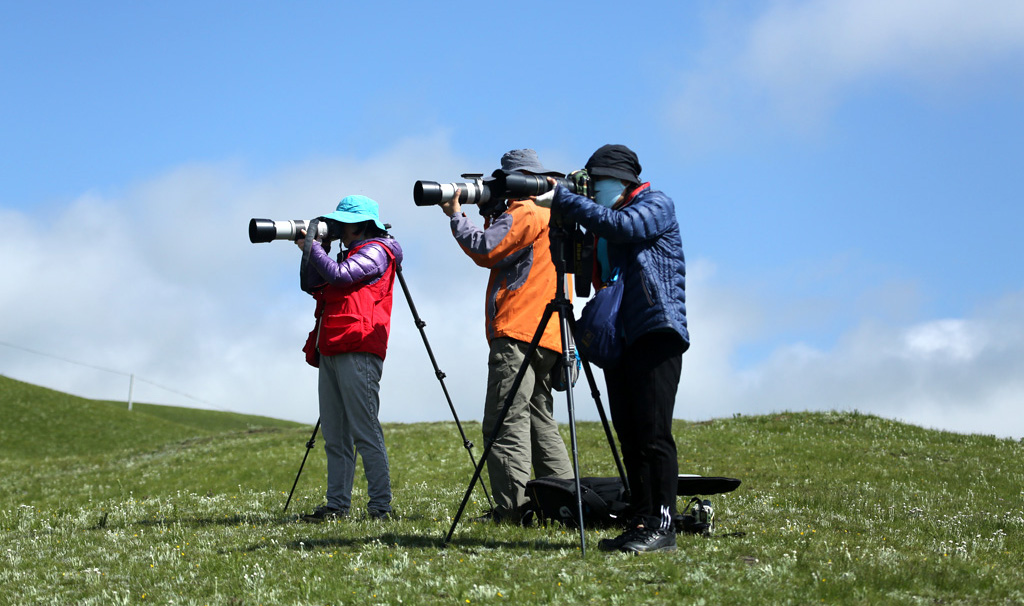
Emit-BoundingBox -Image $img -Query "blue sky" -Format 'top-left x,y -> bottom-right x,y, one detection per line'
3,1 -> 1023,439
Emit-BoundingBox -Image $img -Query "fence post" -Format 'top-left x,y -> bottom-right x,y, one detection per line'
128,374 -> 135,411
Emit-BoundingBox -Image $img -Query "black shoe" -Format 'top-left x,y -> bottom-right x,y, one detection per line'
598,525 -> 647,552
368,509 -> 391,520
300,505 -> 348,523
620,528 -> 677,554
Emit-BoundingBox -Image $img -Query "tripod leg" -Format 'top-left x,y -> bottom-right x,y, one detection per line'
556,305 -> 587,556
444,304 -> 555,545
283,418 -> 321,513
569,311 -> 631,500
395,266 -> 494,509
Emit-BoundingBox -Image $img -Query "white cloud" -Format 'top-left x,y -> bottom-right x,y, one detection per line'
746,0 -> 1024,105
902,319 -> 986,362
676,280 -> 1024,439
668,0 -> 1024,137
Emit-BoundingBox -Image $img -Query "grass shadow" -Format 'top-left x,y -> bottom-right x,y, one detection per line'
277,532 -> 574,552
133,514 -> 292,528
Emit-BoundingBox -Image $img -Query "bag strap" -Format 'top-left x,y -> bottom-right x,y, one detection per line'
578,484 -> 609,513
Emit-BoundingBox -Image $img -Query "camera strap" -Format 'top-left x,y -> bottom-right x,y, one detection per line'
300,218 -> 321,276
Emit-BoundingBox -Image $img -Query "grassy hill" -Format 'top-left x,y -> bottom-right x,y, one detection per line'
1,376 -> 1022,604
0,374 -> 298,460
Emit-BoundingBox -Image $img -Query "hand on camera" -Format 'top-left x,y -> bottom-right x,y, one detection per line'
532,188 -> 554,208
440,188 -> 462,217
295,229 -> 330,253
530,178 -> 561,209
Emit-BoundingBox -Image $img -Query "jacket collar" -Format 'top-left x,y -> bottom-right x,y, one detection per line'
614,182 -> 651,210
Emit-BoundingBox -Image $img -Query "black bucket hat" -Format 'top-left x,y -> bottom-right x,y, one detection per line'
498,149 -> 563,177
585,144 -> 642,184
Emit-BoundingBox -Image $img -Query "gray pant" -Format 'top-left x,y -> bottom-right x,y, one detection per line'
318,352 -> 392,514
482,337 -> 574,519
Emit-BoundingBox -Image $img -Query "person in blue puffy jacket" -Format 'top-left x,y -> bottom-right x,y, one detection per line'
546,144 -> 689,553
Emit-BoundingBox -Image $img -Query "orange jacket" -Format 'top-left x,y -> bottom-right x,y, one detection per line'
450,199 -> 567,353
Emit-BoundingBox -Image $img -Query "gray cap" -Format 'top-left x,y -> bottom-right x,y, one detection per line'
498,149 -> 563,177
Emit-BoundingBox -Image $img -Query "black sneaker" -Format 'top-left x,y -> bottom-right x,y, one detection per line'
598,525 -> 647,552
300,505 -> 348,523
368,509 -> 391,520
620,528 -> 677,554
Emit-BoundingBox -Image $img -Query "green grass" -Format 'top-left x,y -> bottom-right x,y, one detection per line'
0,375 -> 297,461
2,375 -> 1023,605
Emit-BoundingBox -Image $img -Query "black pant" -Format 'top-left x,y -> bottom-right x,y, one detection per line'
604,331 -> 684,530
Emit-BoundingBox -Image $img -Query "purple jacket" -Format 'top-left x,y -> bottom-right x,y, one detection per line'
301,236 -> 404,294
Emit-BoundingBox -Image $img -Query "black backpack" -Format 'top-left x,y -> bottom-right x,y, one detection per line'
525,477 -> 630,528
526,475 -> 741,532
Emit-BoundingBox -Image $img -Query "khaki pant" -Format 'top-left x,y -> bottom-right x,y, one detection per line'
482,337 -> 573,520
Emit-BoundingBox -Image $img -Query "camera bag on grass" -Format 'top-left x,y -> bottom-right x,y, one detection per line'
676,474 -> 742,497
676,497 -> 716,536
525,477 -> 630,528
527,474 -> 741,533
574,268 -> 624,368
673,475 -> 741,535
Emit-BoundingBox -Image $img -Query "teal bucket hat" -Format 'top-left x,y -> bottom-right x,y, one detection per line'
320,195 -> 386,231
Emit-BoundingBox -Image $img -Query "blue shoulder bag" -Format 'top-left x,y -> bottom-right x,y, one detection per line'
575,268 -> 624,368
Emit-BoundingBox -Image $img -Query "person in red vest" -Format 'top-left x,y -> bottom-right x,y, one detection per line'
295,195 -> 404,522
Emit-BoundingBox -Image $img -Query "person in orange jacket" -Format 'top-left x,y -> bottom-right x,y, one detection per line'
440,149 -> 574,523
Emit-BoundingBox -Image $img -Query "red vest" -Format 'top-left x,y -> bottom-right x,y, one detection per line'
303,241 -> 396,365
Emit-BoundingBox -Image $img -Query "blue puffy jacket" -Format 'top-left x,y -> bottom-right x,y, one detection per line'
553,183 -> 689,351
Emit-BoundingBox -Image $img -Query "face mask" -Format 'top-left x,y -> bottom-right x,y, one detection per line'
593,179 -> 627,209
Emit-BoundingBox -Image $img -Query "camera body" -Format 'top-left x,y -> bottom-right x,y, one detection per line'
248,218 -> 344,244
548,220 -> 594,298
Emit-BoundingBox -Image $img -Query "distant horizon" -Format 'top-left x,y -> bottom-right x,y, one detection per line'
3,372 -> 1017,445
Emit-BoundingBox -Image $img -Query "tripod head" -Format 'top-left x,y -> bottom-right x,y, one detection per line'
548,215 -> 593,298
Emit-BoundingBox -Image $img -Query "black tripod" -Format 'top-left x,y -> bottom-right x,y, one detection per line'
394,265 -> 493,508
443,221 -> 628,557
283,261 -> 492,513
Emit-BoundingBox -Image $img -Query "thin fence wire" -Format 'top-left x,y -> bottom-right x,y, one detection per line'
0,340 -> 235,413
